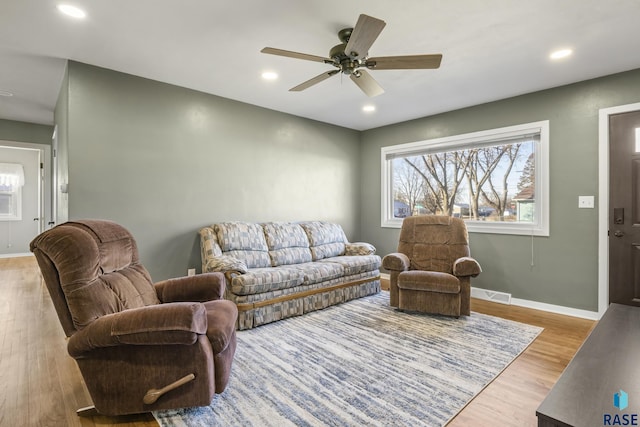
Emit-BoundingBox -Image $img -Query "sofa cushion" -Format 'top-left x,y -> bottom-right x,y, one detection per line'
214,222 -> 270,268
293,262 -> 344,285
300,221 -> 347,260
231,266 -> 304,295
320,255 -> 382,276
262,222 -> 312,267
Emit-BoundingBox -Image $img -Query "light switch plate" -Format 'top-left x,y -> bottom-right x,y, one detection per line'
578,196 -> 595,209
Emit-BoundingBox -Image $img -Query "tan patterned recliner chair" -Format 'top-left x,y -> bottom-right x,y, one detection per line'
382,215 -> 481,317
30,220 -> 238,416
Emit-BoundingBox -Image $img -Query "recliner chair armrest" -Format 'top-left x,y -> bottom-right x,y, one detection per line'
453,257 -> 482,277
382,252 -> 410,271
155,272 -> 226,303
67,302 -> 208,357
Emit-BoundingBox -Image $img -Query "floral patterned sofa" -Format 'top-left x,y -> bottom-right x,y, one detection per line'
199,221 -> 381,330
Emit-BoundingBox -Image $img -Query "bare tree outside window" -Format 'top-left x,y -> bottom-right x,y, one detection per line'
393,160 -> 424,217
403,150 -> 471,216
382,121 -> 549,236
478,144 -> 522,221
391,141 -> 533,223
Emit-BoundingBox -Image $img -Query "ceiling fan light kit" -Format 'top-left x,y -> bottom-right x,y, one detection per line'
261,13 -> 442,97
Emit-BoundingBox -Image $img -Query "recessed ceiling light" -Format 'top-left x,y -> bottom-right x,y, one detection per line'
0,90 -> 14,97
362,105 -> 376,113
57,4 -> 87,19
262,71 -> 278,80
550,49 -> 573,60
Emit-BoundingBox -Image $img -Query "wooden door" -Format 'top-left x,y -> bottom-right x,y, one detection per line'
609,110 -> 640,306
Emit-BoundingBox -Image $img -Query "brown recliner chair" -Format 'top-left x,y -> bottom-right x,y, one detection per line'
382,215 -> 481,317
30,220 -> 238,416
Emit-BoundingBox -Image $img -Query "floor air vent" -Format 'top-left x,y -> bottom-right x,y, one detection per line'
471,287 -> 512,305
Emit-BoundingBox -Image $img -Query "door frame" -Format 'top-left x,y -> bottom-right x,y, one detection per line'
598,102 -> 640,317
0,140 -> 51,257
51,125 -> 58,227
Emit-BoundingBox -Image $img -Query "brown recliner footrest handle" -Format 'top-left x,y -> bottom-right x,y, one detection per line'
143,373 -> 196,405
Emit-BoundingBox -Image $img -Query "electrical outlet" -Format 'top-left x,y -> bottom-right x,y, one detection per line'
578,196 -> 595,209
187,268 -> 196,276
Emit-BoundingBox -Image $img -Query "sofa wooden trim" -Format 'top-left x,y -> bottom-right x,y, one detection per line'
233,276 -> 380,312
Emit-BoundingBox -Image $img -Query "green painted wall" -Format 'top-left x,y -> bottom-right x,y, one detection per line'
62,62 -> 360,281
0,119 -> 53,145
55,59 -> 640,311
360,68 -> 640,312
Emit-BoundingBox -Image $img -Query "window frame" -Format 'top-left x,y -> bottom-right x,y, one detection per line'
381,120 -> 550,236
0,186 -> 22,221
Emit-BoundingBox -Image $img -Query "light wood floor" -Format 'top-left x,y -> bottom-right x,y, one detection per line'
1,256 -> 595,426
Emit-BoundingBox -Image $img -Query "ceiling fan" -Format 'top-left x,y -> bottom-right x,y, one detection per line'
261,14 -> 442,97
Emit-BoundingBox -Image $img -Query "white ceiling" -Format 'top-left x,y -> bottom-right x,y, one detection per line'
1,0 -> 640,131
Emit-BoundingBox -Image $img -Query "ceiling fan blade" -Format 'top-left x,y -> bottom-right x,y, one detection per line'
290,70 -> 340,92
366,54 -> 443,70
261,47 -> 331,63
344,14 -> 386,60
350,70 -> 384,97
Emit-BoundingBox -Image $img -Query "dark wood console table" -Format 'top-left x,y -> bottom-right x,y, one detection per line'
536,303 -> 640,426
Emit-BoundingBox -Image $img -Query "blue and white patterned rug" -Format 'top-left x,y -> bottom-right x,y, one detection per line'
154,292 -> 542,427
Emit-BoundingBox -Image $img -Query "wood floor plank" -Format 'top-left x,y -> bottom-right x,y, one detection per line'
448,298 -> 595,426
1,257 -> 595,426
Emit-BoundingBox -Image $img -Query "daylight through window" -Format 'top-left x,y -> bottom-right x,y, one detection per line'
381,121 -> 549,236
0,163 -> 24,221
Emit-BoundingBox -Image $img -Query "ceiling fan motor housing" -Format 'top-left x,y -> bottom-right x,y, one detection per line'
337,27 -> 352,43
330,28 -> 363,76
330,44 -> 360,74
329,43 -> 349,62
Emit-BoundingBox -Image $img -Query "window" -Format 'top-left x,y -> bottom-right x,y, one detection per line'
0,163 -> 24,221
381,121 -> 549,236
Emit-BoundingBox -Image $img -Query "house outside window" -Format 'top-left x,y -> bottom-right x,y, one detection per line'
381,121 -> 549,236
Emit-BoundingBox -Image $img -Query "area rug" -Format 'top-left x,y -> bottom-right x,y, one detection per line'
154,292 -> 542,427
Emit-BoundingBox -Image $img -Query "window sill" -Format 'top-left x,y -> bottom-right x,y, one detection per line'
382,218 -> 548,236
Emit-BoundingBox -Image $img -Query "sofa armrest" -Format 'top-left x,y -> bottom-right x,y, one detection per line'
67,302 -> 208,357
199,226 -> 222,270
155,273 -> 225,303
345,242 -> 376,256
382,252 -> 410,272
453,257 -> 482,277
204,255 -> 248,275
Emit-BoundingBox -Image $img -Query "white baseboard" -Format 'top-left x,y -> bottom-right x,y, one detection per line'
471,286 -> 599,320
510,297 -> 600,320
380,272 -> 600,320
471,287 -> 511,305
0,252 -> 33,259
